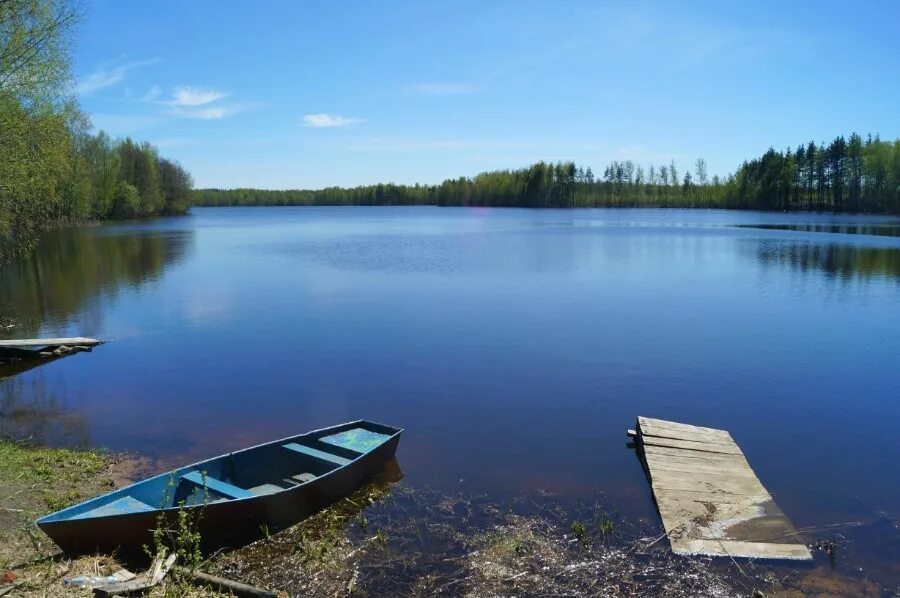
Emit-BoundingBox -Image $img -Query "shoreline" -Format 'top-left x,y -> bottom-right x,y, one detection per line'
188,203 -> 900,216
0,439 -> 892,597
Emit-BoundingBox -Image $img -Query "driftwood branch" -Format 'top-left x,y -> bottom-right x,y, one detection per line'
174,566 -> 277,598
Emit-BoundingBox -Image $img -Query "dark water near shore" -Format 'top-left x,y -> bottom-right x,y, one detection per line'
2,207 -> 899,584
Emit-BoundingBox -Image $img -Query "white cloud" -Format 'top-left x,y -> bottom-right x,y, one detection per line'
405,82 -> 478,96
139,84 -> 162,102
173,106 -> 232,120
168,86 -> 228,107
76,58 -> 159,95
302,113 -> 364,128
160,86 -> 242,119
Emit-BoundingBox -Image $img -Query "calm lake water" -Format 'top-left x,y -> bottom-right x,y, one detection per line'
2,207 -> 899,582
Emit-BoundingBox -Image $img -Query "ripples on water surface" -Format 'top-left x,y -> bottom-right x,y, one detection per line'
1,207 -> 899,584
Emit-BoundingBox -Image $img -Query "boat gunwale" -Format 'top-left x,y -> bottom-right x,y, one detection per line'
36,419 -> 403,525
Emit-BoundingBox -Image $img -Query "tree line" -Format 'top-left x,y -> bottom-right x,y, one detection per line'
0,0 -> 192,262
730,135 -> 900,213
194,134 -> 900,214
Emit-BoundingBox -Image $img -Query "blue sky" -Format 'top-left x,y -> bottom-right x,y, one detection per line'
73,0 -> 900,189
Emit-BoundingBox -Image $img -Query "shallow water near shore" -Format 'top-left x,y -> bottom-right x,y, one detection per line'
1,206 -> 899,589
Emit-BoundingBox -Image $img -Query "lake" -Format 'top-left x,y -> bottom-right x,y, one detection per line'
2,207 -> 899,584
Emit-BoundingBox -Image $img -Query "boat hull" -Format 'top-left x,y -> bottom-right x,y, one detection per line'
37,431 -> 400,557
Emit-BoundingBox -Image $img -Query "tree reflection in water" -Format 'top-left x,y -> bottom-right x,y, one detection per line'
755,240 -> 900,281
0,224 -> 192,445
737,223 -> 900,238
0,375 -> 89,447
0,225 -> 193,338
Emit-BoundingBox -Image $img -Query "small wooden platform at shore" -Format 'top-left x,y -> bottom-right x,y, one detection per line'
631,416 -> 812,560
0,337 -> 103,376
0,337 -> 102,349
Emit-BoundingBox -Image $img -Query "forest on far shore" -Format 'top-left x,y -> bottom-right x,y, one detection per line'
5,1 -> 900,268
194,133 -> 900,214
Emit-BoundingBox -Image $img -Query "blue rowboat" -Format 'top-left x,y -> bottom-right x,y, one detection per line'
36,420 -> 402,556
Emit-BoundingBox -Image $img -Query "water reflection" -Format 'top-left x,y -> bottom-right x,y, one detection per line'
736,223 -> 900,238
754,241 -> 900,281
0,375 -> 89,447
0,353 -> 64,379
0,225 -> 193,338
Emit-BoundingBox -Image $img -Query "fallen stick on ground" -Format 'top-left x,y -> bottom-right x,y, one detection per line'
174,566 -> 277,598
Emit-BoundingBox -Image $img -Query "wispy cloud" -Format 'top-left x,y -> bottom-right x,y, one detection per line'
168,86 -> 229,107
139,85 -> 162,102
405,82 -> 478,96
174,106 -> 233,120
302,113 -> 364,128
76,58 -> 159,95
160,86 -> 240,119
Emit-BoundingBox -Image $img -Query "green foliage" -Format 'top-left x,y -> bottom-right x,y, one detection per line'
171,505 -> 204,569
0,0 -> 193,262
112,180 -> 141,218
0,93 -> 71,259
599,518 -> 614,535
146,475 -> 205,571
723,134 -> 900,213
0,0 -> 78,108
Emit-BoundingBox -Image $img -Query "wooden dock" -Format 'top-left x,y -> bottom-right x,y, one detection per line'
0,337 -> 103,376
0,337 -> 102,349
631,416 -> 812,560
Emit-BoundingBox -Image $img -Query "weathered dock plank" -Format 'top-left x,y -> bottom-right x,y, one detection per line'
634,416 -> 812,560
0,337 -> 101,348
640,436 -> 745,455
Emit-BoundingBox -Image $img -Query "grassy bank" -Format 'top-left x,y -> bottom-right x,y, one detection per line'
0,440 -> 225,597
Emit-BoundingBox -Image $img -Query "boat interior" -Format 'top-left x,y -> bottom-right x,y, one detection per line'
40,421 -> 397,522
